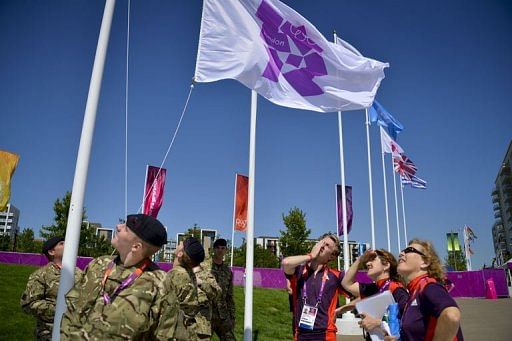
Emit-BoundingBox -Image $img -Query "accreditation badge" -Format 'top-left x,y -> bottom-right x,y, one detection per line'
298,304 -> 318,330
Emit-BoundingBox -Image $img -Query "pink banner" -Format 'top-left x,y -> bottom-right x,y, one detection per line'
336,184 -> 353,236
234,174 -> 248,232
143,165 -> 166,218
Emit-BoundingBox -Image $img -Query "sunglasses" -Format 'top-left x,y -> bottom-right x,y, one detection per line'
401,246 -> 425,257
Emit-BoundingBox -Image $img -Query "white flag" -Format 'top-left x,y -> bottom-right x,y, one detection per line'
195,0 -> 389,113
380,126 -> 404,155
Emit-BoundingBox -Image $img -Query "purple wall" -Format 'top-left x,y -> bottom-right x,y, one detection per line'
1,251 -> 508,298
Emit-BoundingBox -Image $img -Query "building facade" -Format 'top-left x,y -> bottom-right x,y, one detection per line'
0,204 -> 20,238
492,141 -> 512,266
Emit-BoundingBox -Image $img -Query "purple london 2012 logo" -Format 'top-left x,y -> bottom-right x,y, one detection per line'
256,1 -> 327,97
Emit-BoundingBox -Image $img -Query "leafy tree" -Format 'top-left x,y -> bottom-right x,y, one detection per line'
0,234 -> 11,251
279,207 -> 311,257
444,250 -> 467,271
16,228 -> 41,253
232,241 -> 280,268
40,191 -> 113,257
184,224 -> 202,240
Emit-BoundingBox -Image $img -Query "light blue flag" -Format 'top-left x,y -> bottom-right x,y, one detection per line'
369,101 -> 404,139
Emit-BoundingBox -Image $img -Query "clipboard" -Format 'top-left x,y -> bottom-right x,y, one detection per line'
355,290 -> 395,320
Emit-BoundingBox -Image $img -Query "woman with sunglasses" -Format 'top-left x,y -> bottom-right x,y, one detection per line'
341,249 -> 409,339
387,239 -> 463,341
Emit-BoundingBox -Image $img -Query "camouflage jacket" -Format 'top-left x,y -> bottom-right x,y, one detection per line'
60,255 -> 177,340
20,262 -> 81,341
165,264 -> 220,340
209,260 -> 235,322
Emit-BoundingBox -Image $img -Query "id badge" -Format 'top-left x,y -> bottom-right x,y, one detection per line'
298,304 -> 318,330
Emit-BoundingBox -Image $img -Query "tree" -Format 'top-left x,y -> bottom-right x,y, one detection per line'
232,241 -> 280,268
444,250 -> 467,271
16,228 -> 41,253
40,191 -> 114,257
279,207 -> 311,257
0,234 -> 11,251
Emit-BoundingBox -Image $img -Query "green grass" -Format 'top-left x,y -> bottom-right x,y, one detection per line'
0,263 -> 37,341
0,263 -> 294,340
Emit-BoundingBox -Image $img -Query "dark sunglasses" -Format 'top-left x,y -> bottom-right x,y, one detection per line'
401,246 -> 425,256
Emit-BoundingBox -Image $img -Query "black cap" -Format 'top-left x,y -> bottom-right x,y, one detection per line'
42,236 -> 64,258
213,238 -> 227,248
126,214 -> 167,247
183,237 -> 205,264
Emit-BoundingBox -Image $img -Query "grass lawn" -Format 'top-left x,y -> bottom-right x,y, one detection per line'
0,263 -> 37,340
0,263 -> 294,340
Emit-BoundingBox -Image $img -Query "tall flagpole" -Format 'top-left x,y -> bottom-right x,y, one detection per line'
230,173 -> 237,267
380,148 -> 391,251
333,32 -> 349,271
399,177 -> 408,245
243,90 -> 257,340
52,1 -> 116,340
391,158 -> 401,253
365,109 -> 376,249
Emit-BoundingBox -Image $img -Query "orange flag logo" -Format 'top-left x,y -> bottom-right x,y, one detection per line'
234,174 -> 248,232
0,150 -> 20,211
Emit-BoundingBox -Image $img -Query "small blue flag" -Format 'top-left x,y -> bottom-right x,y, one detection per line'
369,101 -> 404,140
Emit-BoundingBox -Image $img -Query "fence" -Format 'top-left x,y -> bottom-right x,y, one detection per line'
1,251 -> 508,298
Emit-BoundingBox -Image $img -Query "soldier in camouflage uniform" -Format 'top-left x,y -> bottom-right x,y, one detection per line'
164,237 -> 220,340
60,214 -> 178,340
208,238 -> 236,340
21,237 -> 81,341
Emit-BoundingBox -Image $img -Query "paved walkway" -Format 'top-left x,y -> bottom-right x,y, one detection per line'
337,298 -> 512,340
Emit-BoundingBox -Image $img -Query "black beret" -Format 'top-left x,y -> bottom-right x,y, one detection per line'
42,236 -> 64,257
213,238 -> 227,248
126,214 -> 167,247
183,237 -> 205,264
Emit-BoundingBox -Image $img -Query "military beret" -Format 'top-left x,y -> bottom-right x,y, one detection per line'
126,214 -> 167,247
183,237 -> 205,264
42,236 -> 64,257
213,238 -> 227,248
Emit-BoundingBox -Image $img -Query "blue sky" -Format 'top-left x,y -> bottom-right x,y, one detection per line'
1,0 -> 511,268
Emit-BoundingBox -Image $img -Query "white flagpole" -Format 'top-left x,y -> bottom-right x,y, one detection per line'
391,157 -> 401,253
400,177 -> 408,245
365,109 -> 376,249
333,32 -> 349,271
52,1 -> 116,339
141,164 -> 149,213
243,90 -> 257,340
231,173 -> 237,267
380,147 -> 391,251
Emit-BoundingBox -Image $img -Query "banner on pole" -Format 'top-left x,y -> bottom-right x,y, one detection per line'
234,174 -> 249,232
336,184 -> 353,236
0,150 -> 20,211
143,165 -> 166,218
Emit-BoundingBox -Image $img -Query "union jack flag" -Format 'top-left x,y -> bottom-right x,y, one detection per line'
393,153 -> 417,179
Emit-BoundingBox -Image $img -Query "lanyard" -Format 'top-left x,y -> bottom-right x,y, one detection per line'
302,266 -> 329,307
101,257 -> 150,304
378,279 -> 391,293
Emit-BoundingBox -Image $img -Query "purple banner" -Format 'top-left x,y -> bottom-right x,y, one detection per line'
143,165 -> 166,219
336,184 -> 353,236
1,252 -> 509,298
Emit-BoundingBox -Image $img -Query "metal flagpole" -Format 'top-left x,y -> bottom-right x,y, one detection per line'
52,1 -> 116,340
365,109 -> 376,249
230,173 -> 237,267
400,176 -> 408,245
333,32 -> 349,271
380,149 -> 391,251
391,157 -> 401,253
243,90 -> 257,340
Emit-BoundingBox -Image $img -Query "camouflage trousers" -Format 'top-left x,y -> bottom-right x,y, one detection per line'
212,316 -> 236,341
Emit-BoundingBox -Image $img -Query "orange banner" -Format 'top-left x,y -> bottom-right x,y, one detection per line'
0,150 -> 20,211
234,174 -> 248,232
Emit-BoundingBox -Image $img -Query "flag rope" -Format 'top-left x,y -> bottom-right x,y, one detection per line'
137,82 -> 195,213
124,0 -> 131,220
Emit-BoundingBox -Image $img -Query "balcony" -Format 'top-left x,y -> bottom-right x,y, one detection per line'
492,195 -> 500,203
494,203 -> 501,212
492,187 -> 500,195
495,211 -> 503,219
